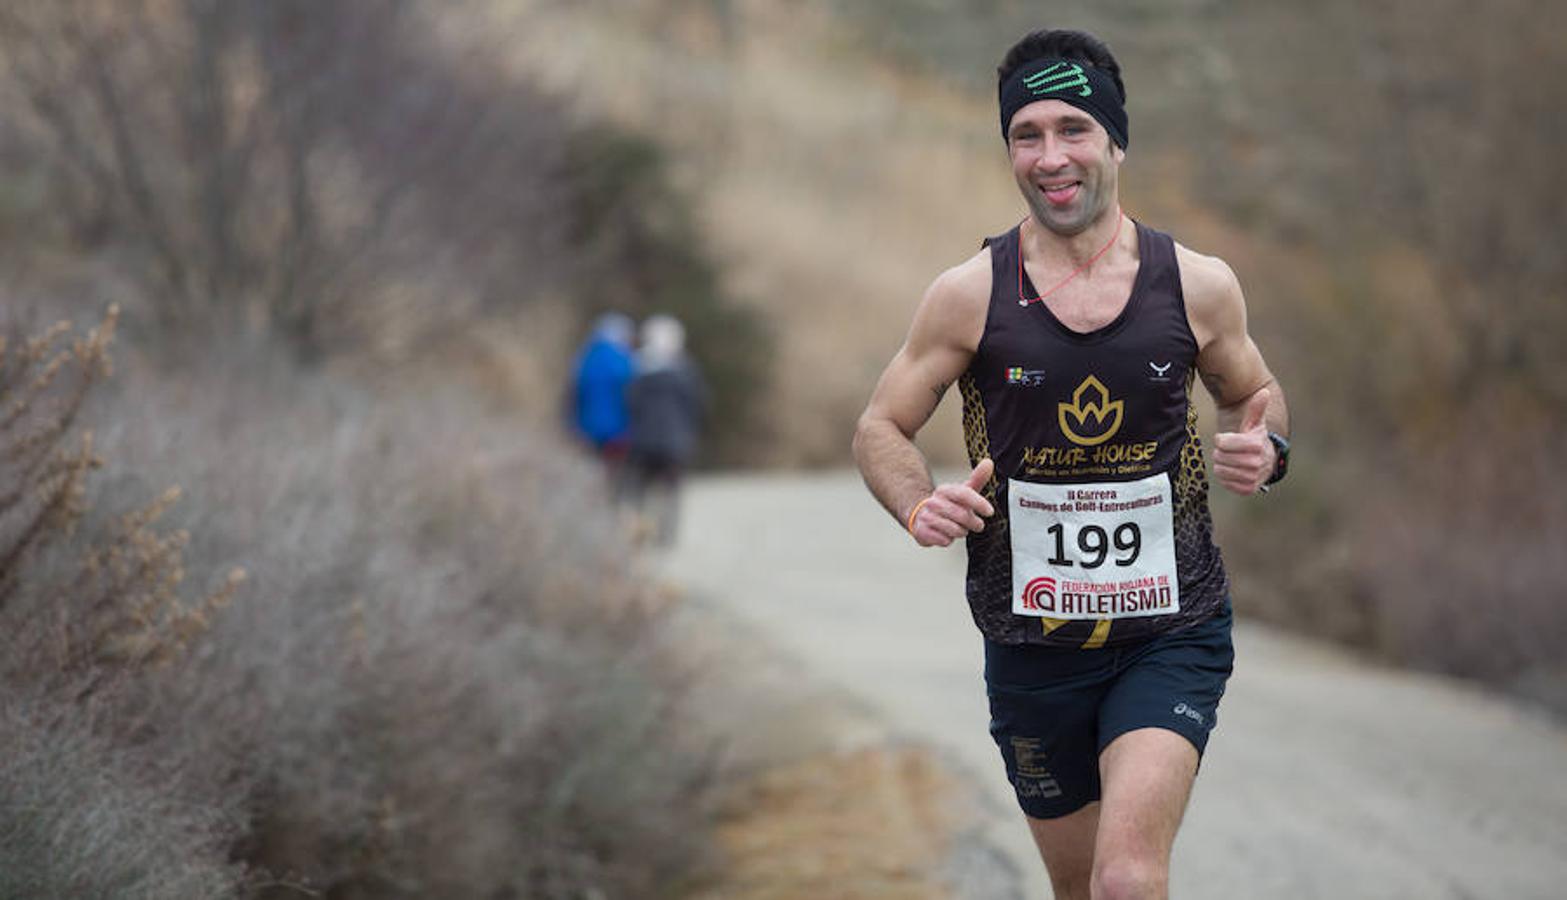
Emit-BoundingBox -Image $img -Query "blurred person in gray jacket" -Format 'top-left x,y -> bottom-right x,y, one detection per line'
626,314 -> 707,545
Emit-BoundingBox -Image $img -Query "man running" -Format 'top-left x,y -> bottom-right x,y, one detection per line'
853,28 -> 1290,900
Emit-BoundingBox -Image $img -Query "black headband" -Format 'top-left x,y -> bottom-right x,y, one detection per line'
998,58 -> 1128,150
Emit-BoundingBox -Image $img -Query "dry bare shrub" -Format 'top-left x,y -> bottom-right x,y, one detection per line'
0,0 -> 576,356
0,312 -> 112,593
0,307 -> 243,685
0,0 -> 775,461
96,346 -> 715,897
0,309 -> 247,897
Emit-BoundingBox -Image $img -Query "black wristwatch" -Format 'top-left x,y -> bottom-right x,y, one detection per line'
1263,432 -> 1290,487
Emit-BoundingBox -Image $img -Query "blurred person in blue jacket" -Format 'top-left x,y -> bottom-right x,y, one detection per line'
569,312 -> 636,471
626,314 -> 707,545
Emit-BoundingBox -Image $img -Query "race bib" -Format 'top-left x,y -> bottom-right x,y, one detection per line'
1009,473 -> 1179,620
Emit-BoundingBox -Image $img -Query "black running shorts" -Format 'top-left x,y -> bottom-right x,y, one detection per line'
984,603 -> 1235,819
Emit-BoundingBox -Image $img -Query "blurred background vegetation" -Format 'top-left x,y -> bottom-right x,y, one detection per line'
0,0 -> 1562,894
503,0 -> 1566,708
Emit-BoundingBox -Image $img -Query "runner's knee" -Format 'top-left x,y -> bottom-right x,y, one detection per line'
1091,853 -> 1167,900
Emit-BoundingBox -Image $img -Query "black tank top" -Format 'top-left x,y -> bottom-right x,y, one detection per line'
959,221 -> 1228,648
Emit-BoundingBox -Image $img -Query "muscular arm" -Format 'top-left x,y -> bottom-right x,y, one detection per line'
1180,246 -> 1290,494
853,253 -> 993,543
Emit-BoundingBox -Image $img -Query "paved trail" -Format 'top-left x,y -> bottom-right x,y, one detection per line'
661,471 -> 1567,900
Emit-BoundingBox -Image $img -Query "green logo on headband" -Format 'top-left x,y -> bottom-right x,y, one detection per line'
1024,62 -> 1091,98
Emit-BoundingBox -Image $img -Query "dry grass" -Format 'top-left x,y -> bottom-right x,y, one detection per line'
0,304 -> 721,897
0,690 -> 245,899
109,344 -> 717,897
692,747 -> 962,900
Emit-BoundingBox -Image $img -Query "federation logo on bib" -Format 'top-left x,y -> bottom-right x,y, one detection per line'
1059,375 -> 1123,446
1021,576 -> 1057,612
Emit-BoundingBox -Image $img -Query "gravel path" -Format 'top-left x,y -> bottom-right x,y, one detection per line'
661,470 -> 1567,899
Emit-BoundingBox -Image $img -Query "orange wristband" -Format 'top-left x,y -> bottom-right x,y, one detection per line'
906,496 -> 933,536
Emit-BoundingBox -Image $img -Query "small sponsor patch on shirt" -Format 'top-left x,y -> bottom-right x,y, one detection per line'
1006,366 -> 1047,387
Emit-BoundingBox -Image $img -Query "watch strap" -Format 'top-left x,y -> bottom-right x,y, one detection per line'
1263,431 -> 1290,486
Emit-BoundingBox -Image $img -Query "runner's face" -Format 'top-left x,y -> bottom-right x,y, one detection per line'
1007,100 -> 1124,236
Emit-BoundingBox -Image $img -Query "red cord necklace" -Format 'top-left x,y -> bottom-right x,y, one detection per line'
1018,210 -> 1125,307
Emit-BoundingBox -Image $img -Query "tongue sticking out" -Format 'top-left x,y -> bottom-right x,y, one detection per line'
1043,183 -> 1080,206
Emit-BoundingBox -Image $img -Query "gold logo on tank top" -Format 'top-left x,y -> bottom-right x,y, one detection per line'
1059,376 -> 1124,446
